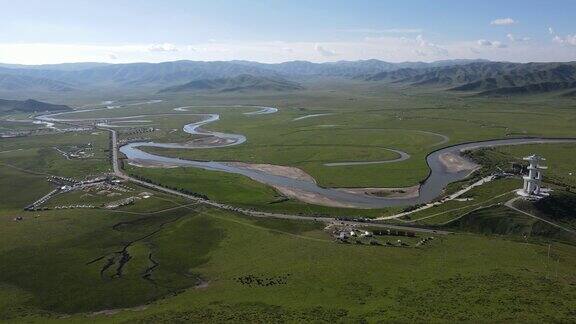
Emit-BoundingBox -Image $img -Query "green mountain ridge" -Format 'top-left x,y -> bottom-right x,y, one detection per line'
158,74 -> 305,93
366,62 -> 576,96
0,59 -> 485,91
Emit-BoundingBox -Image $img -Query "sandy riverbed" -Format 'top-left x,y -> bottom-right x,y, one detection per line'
127,159 -> 180,168
273,185 -> 360,208
225,162 -> 317,183
439,152 -> 479,173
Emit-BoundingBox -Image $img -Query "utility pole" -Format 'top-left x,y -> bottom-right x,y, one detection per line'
546,243 -> 551,280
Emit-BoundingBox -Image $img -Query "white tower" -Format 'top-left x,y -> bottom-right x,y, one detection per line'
517,154 -> 548,198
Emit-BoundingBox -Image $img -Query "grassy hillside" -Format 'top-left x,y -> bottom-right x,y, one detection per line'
0,59 -> 483,91
0,74 -> 74,92
367,62 -> 576,96
159,74 -> 304,93
446,205 -> 575,241
0,98 -> 72,113
1,201 -> 576,322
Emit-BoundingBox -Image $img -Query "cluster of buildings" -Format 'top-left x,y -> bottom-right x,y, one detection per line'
53,143 -> 95,160
26,175 -> 134,211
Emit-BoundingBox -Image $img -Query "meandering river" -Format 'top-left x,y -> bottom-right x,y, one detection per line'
38,105 -> 576,208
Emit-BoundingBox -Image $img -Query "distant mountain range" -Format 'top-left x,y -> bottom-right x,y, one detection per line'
230,59 -> 488,78
0,98 -> 71,113
0,59 -> 483,91
1,59 -> 575,96
366,62 -> 576,96
159,74 -> 304,93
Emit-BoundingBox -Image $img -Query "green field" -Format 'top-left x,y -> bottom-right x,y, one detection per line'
1,201 -> 576,322
48,83 -> 576,190
1,83 -> 576,322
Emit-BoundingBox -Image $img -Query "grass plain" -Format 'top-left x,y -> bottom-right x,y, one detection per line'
1,81 -> 576,322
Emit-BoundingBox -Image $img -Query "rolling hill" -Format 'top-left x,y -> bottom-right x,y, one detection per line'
366,62 -> 576,96
0,98 -> 72,113
0,59 -> 484,90
3,59 -> 576,96
0,74 -> 75,92
158,74 -> 305,93
0,61 -> 284,88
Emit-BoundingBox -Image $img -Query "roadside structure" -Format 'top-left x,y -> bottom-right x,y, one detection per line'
517,154 -> 549,199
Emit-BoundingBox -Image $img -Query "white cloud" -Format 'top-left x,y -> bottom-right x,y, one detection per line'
414,35 -> 449,56
343,28 -> 423,34
490,18 -> 517,26
148,43 -> 178,52
1,37 -> 575,65
549,27 -> 576,46
477,39 -> 507,48
492,41 -> 507,48
315,44 -> 337,57
553,36 -> 563,43
507,34 -> 530,42
477,39 -> 493,46
553,34 -> 576,46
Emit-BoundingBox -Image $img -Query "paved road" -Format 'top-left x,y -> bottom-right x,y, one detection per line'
108,128 -> 450,235
377,175 -> 497,221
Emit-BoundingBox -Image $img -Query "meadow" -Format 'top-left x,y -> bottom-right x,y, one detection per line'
1,195 -> 575,322
1,82 -> 576,322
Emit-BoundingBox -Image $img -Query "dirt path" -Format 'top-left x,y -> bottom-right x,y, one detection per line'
404,190 -> 515,224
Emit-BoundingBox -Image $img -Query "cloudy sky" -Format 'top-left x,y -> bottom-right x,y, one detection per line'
1,0 -> 575,64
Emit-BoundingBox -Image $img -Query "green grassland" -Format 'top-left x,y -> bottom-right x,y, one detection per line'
41,83 -> 576,190
124,164 -> 403,218
469,143 -> 576,188
0,131 -> 111,177
1,201 -> 576,322
76,84 -> 576,189
1,82 -> 576,322
1,161 -> 575,321
446,204 -> 576,244
0,120 -> 43,132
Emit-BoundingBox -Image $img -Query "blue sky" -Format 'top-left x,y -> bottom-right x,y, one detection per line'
1,0 -> 575,64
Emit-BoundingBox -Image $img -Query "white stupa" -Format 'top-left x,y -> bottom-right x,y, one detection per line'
517,154 -> 549,199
